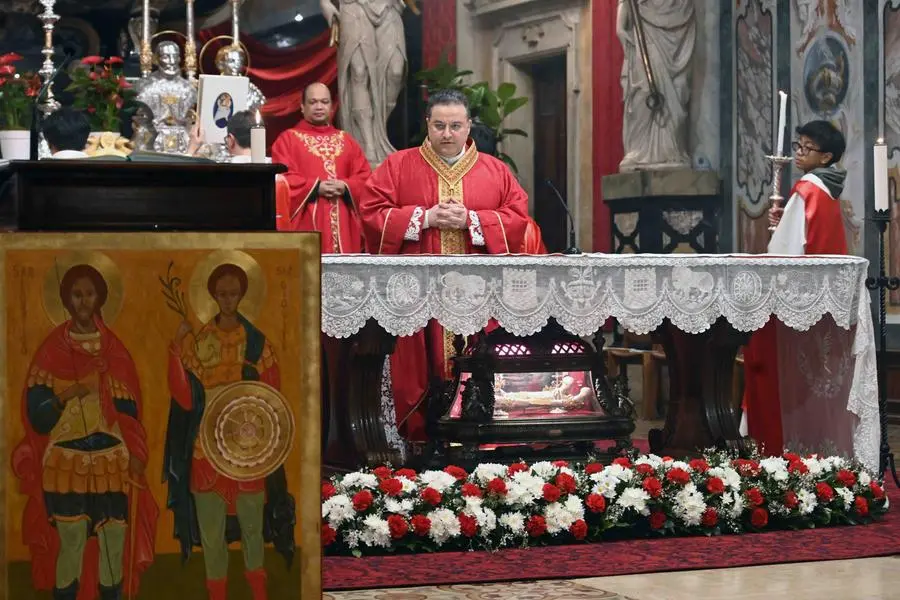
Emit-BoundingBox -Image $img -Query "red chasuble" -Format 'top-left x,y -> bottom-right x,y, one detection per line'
360,139 -> 529,441
271,120 -> 371,253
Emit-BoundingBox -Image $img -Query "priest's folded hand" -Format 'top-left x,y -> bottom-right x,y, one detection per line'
426,203 -> 468,230
319,179 -> 347,199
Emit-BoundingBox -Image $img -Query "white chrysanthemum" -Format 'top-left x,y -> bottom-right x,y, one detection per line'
668,460 -> 691,472
396,476 -> 417,494
504,472 -> 546,506
359,515 -> 391,548
801,457 -> 824,476
614,487 -> 651,515
564,494 -> 585,520
836,487 -> 853,510
798,489 -> 818,515
759,457 -> 789,481
384,498 -> 415,516
858,471 -> 872,487
707,466 -> 741,490
464,495 -> 484,512
419,470 -> 459,493
427,508 -> 461,544
344,530 -> 361,548
499,511 -> 526,534
727,491 -> 745,519
473,463 -> 507,484
822,456 -> 845,471
604,463 -> 635,483
591,470 -> 623,500
340,472 -> 379,489
674,483 -> 706,526
322,495 -> 355,527
559,466 -> 577,478
635,454 -> 664,469
470,506 -> 497,535
530,461 -> 558,479
545,501 -> 579,534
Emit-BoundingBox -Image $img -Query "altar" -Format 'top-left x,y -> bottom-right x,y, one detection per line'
320,253 -> 880,474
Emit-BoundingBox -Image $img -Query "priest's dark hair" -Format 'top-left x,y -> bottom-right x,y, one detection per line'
227,110 -> 254,148
43,106 -> 90,152
795,120 -> 845,166
426,89 -> 470,119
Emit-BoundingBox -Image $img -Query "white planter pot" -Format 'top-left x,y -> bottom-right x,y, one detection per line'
0,130 -> 31,160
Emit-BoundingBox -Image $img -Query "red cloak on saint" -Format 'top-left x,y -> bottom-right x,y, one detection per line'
11,317 -> 159,600
359,139 -> 529,440
271,119 -> 371,253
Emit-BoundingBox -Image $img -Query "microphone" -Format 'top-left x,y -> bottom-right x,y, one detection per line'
30,47 -> 76,160
544,179 -> 581,255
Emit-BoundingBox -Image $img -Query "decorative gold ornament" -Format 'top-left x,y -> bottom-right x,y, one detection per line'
199,35 -> 251,75
85,131 -> 133,157
199,381 -> 295,481
43,250 -> 124,326
188,249 -> 265,324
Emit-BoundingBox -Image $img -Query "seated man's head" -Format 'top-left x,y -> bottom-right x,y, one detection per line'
43,107 -> 90,155
225,110 -> 254,156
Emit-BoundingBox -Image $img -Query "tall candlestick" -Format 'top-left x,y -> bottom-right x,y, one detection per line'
875,138 -> 889,213
140,0 -> 152,77
37,0 -> 60,116
251,110 -> 266,163
184,0 -> 197,80
776,90 -> 788,157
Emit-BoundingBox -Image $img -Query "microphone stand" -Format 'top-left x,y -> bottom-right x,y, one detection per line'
30,51 -> 74,160
545,179 -> 582,254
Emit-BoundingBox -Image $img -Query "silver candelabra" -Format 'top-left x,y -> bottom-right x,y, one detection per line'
765,154 -> 793,232
37,0 -> 60,116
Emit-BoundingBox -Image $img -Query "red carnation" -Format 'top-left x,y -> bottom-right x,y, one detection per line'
586,493 -> 607,513
552,460 -> 570,467
542,483 -> 562,503
321,524 -> 337,546
458,513 -> 478,537
379,477 -> 403,497
569,519 -> 588,540
836,469 -> 857,488
854,495 -> 870,516
706,477 -> 725,495
585,462 -> 604,475
784,490 -> 799,509
507,462 -> 529,476
461,483 -> 483,498
487,477 -> 508,496
373,466 -> 393,479
662,456 -> 674,462
689,459 -> 710,473
642,476 -> 663,499
411,515 -> 431,536
421,487 -> 442,506
815,482 -> 835,502
649,511 -> 667,530
701,507 -> 718,528
732,459 -> 760,477
783,452 -> 801,463
321,482 -> 337,500
870,481 -> 885,500
444,465 -> 468,480
555,472 -> 577,494
745,487 -> 764,507
105,56 -> 124,65
351,490 -> 373,512
526,515 -> 547,537
666,468 -> 691,486
80,55 -> 104,65
387,514 -> 409,539
750,507 -> 769,528
635,463 -> 655,476
612,457 -> 632,468
0,52 -> 23,66
788,460 -> 808,475
395,468 -> 417,480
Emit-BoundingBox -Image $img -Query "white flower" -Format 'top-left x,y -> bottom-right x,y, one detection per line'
464,496 -> 484,512
427,508 -> 461,544
504,472 -> 546,507
759,457 -> 789,482
419,470 -> 458,493
396,476 -> 417,494
564,495 -> 585,520
727,491 -> 745,519
858,471 -> 872,487
668,460 -> 691,472
635,454 -> 663,469
545,502 -> 578,534
499,512 -> 526,534
801,458 -> 824,476
591,471 -> 623,500
707,466 -> 741,490
836,487 -> 853,510
384,498 -> 415,516
821,456 -> 845,471
322,495 -> 355,527
604,463 -> 635,483
340,472 -> 379,490
344,530 -> 361,548
615,487 -> 651,516
530,461 -> 558,479
473,463 -> 507,484
674,483 -> 706,526
359,515 -> 391,548
798,489 -> 818,515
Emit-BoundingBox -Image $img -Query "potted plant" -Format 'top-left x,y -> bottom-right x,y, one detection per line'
66,56 -> 135,152
0,52 -> 41,160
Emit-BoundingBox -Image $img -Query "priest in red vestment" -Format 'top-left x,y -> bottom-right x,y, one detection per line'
743,120 -> 848,454
271,82 -> 371,253
359,89 -> 529,441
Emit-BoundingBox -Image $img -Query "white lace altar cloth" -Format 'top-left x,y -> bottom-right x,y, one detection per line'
320,253 -> 879,473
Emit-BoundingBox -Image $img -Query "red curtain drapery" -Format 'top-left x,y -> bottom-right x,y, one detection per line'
197,22 -> 337,148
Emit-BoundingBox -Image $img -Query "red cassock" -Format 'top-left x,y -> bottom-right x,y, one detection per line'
743,171 -> 848,454
523,217 -> 548,254
271,119 -> 371,253
359,139 -> 530,440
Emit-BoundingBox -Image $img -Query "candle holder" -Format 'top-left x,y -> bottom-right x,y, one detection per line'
37,0 -> 60,116
765,154 -> 793,232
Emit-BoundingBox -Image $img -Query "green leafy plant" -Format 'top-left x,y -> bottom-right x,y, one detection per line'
0,53 -> 41,130
66,56 -> 135,132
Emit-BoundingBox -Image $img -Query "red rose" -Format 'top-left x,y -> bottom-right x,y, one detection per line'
105,56 -> 124,65
788,460 -> 808,475
870,481 -> 885,500
444,465 -> 468,480
586,493 -> 607,513
80,55 -> 104,65
458,513 -> 478,537
635,463 -> 655,476
783,452 -> 801,463
706,477 -> 725,495
321,524 -> 337,546
461,483 -> 483,498
612,457 -> 632,468
352,490 -> 373,512
649,511 -> 667,530
395,468 -> 417,480
411,515 -> 431,536
666,468 -> 691,486
745,487 -> 764,507
321,482 -> 337,500
585,462 -> 604,475
487,477 -> 508,496
507,462 -> 528,476
526,515 -> 547,537
689,459 -> 710,473
854,496 -> 870,516
815,482 -> 835,502
0,52 -> 23,66
642,477 -> 663,499
373,466 -> 393,479
555,472 -> 577,494
552,460 -> 570,467
542,483 -> 562,503
569,519 -> 588,540
784,490 -> 799,509
836,469 -> 857,488
750,507 -> 769,528
379,477 -> 403,497
701,507 -> 718,528
421,487 -> 442,506
387,514 -> 409,539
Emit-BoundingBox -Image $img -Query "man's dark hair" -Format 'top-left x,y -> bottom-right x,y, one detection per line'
426,89 -> 470,119
227,110 -> 254,148
795,120 -> 845,166
43,107 -> 90,151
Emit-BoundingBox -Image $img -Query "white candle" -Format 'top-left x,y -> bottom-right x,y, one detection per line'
251,110 -> 266,163
776,90 -> 788,157
875,139 -> 889,212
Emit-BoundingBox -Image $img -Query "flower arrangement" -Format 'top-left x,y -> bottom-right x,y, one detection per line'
321,449 -> 889,556
0,53 -> 41,130
66,56 -> 135,132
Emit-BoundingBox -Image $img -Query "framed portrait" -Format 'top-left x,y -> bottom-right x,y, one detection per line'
0,232 -> 321,599
198,75 -> 250,144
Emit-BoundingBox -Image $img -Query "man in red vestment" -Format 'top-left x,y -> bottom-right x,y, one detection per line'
359,88 -> 529,441
743,120 -> 848,454
271,82 -> 371,253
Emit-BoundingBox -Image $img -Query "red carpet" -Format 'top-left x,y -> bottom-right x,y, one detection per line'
323,479 -> 900,591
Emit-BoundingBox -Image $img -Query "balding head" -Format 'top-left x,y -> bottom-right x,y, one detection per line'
302,82 -> 332,126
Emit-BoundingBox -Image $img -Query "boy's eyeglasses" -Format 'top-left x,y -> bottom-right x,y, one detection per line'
791,141 -> 822,155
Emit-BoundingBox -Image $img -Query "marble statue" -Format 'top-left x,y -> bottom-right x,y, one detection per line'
135,41 -> 196,154
320,0 -> 415,167
215,45 -> 266,112
616,0 -> 695,171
